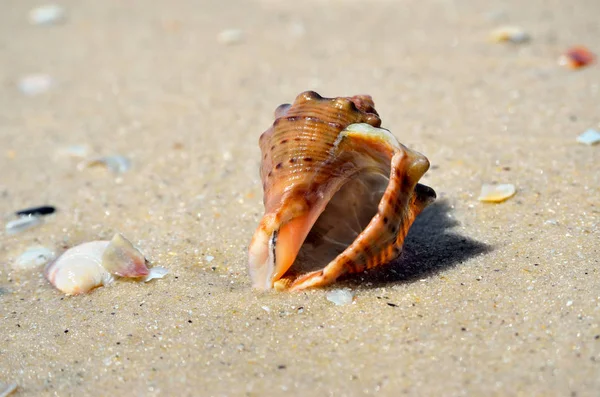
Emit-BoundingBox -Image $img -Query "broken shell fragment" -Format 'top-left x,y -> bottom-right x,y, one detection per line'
45,241 -> 114,295
478,183 -> 516,203
248,91 -> 436,291
0,381 -> 17,397
576,129 -> 600,146
101,233 -> 149,277
5,216 -> 43,235
83,155 -> 131,174
143,266 -> 169,282
13,246 -> 55,270
490,26 -> 530,43
559,46 -> 595,69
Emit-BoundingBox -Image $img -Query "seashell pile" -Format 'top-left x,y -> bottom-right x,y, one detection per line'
248,91 -> 436,291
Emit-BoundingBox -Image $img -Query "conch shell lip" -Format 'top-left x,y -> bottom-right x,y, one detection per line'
248,92 -> 436,291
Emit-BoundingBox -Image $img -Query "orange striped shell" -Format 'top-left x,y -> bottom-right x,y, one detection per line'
248,91 -> 436,291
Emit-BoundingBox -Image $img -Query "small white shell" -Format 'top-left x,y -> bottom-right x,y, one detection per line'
5,216 -> 43,235
18,74 -> 53,96
326,289 -> 354,306
478,183 -> 517,203
13,246 -> 55,270
217,29 -> 244,45
577,129 -> 600,146
28,4 -> 65,25
83,155 -> 131,174
143,266 -> 169,282
45,241 -> 114,295
102,233 -> 149,277
0,381 -> 17,397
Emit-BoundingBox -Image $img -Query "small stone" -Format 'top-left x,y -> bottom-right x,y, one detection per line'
217,29 -> 244,45
204,255 -> 215,263
326,289 -> 354,306
18,74 -> 53,96
576,129 -> 600,146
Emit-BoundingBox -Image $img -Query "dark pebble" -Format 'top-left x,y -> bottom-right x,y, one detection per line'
16,205 -> 56,216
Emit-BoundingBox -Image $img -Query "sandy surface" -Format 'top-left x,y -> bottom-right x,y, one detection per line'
1,0 -> 599,396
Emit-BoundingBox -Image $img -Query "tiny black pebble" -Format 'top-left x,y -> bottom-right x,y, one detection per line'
188,320 -> 193,323
461,327 -> 466,331
277,365 -> 286,370
111,312 -> 116,315
64,329 -> 69,333
595,335 -> 599,340
17,324 -> 20,327
116,342 -> 121,345
387,303 -> 397,307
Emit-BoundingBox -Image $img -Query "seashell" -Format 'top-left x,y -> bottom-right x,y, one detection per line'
0,381 -> 17,397
490,26 -> 530,43
5,215 -> 44,235
559,46 -> 595,69
577,128 -> 600,145
44,241 -> 114,295
101,233 -> 149,277
478,183 -> 516,203
248,91 -> 436,291
13,246 -> 56,270
45,233 -> 159,295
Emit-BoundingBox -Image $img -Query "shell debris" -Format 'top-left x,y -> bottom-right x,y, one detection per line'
576,129 -> 600,145
478,183 -> 517,203
326,289 -> 354,306
0,382 -> 17,397
102,233 -> 149,278
559,46 -> 595,69
5,216 -> 44,235
490,26 -> 530,43
28,4 -> 65,25
217,29 -> 244,45
83,155 -> 131,174
18,74 -> 53,96
16,205 -> 56,217
13,246 -> 56,270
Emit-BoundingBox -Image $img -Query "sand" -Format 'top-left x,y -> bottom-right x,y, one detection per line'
1,0 -> 599,395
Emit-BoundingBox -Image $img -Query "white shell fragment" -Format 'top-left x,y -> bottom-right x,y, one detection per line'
45,241 -> 113,295
45,233 -> 165,295
478,183 -> 517,203
5,216 -> 43,235
576,129 -> 600,146
13,246 -> 56,270
326,289 -> 354,306
102,233 -> 149,277
18,74 -> 53,96
490,26 -> 530,43
217,29 -> 244,45
28,4 -> 65,25
59,144 -> 90,158
84,155 -> 131,174
0,382 -> 17,397
143,266 -> 169,282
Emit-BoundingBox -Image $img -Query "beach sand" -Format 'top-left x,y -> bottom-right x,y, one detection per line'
1,0 -> 599,395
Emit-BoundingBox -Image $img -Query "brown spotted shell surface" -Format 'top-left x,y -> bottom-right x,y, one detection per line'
248,91 -> 436,291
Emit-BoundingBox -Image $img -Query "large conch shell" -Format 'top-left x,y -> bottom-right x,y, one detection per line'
248,91 -> 436,291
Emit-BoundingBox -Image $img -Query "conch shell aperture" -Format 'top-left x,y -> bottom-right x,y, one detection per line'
248,91 -> 436,291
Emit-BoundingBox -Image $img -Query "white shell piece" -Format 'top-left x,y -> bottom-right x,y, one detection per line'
28,4 -> 65,25
478,183 -> 517,203
0,382 -> 17,397
577,129 -> 600,146
5,216 -> 43,235
45,241 -> 114,295
18,74 -> 53,96
13,246 -> 55,270
326,289 -> 354,306
217,29 -> 244,45
143,266 -> 169,282
490,26 -> 530,43
84,155 -> 131,174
